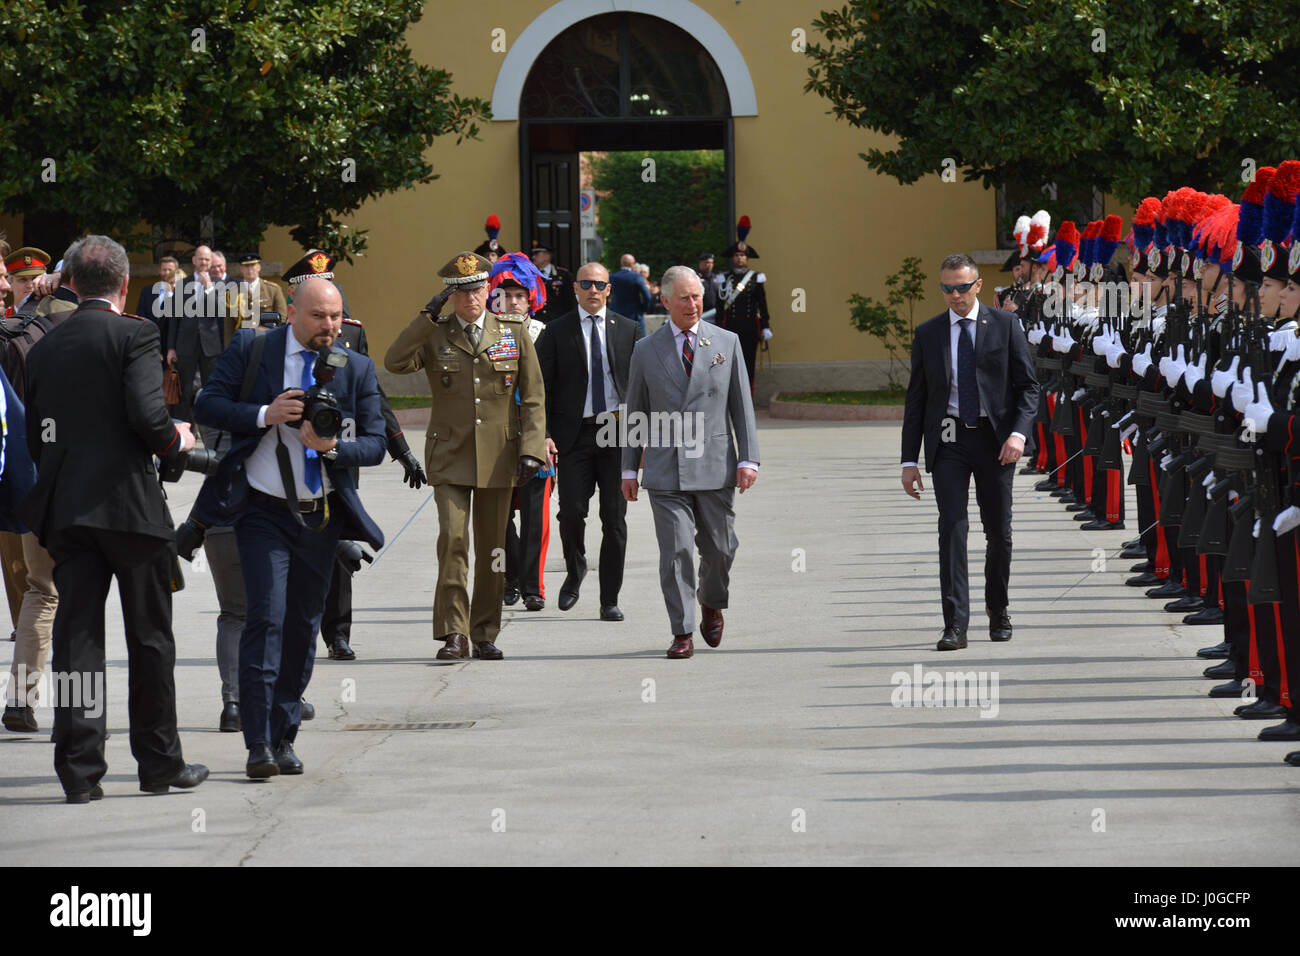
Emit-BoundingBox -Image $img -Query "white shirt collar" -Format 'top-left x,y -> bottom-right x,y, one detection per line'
671,319 -> 700,340
948,302 -> 979,324
457,313 -> 485,332
581,307 -> 607,322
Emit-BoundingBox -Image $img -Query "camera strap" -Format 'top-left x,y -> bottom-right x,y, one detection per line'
273,432 -> 306,529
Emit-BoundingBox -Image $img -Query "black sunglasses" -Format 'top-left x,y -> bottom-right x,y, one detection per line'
578,279 -> 608,291
940,279 -> 979,294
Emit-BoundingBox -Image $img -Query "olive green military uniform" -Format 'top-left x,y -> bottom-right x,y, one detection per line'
386,307 -> 546,645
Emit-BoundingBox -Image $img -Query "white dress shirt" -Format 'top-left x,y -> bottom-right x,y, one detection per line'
901,303 -> 1024,470
247,332 -> 333,499
579,307 -> 619,418
622,320 -> 757,480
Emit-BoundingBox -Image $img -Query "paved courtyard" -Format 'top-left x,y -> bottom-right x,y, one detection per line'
2,415 -> 1296,865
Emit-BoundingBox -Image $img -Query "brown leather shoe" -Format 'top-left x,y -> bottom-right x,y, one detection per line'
700,606 -> 724,647
667,635 -> 694,659
436,634 -> 470,661
472,641 -> 504,660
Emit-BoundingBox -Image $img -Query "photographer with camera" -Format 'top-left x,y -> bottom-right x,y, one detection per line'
194,276 -> 385,779
19,235 -> 208,802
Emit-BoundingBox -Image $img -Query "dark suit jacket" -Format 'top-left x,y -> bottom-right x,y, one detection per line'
535,308 -> 642,454
20,302 -> 186,546
901,303 -> 1039,472
167,276 -> 225,358
192,326 -> 387,549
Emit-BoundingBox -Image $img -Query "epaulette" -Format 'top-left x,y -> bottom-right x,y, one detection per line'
497,314 -> 526,323
122,311 -> 148,321
342,317 -> 363,326
755,273 -> 767,283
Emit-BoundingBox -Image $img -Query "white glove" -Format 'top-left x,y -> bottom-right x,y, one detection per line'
1072,387 -> 1087,401
1052,329 -> 1075,353
761,328 -> 773,342
1028,327 -> 1046,345
1202,469 -> 1217,488
1253,518 -> 1261,540
1211,356 -> 1239,398
1275,505 -> 1300,537
1243,382 -> 1274,435
1160,453 -> 1174,471
1103,341 -> 1126,368
1182,353 -> 1208,391
1231,367 -> 1254,414
1120,423 -> 1138,442
1131,343 -> 1154,377
1092,329 -> 1110,356
1163,345 -> 1187,386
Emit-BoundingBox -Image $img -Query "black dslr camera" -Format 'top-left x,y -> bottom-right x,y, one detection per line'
157,432 -> 221,484
286,349 -> 348,439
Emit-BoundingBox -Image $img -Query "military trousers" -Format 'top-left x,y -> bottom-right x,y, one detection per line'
433,484 -> 512,644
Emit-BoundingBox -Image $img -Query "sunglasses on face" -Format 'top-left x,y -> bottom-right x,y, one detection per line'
940,280 -> 979,294
578,279 -> 608,291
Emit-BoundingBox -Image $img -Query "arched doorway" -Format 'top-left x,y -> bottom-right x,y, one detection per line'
506,9 -> 742,270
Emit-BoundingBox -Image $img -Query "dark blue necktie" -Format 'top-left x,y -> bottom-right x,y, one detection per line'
300,350 -> 322,494
589,316 -> 607,414
957,318 -> 979,425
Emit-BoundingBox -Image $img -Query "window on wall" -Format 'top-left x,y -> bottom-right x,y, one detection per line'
520,12 -> 730,119
995,179 -> 1104,248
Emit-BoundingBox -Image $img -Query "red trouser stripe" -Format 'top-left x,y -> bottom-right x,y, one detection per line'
1247,582 -> 1264,687
1055,435 -> 1067,485
1083,455 -> 1094,504
1149,456 -> 1170,577
1035,421 -> 1049,470
1198,555 -> 1207,598
535,474 -> 552,598
1277,614 -> 1291,710
1106,468 -> 1122,523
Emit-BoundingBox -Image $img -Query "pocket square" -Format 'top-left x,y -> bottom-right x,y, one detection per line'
709,352 -> 726,367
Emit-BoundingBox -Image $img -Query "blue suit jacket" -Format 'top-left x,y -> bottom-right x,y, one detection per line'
608,268 -> 651,324
193,326 -> 387,548
0,368 -> 37,534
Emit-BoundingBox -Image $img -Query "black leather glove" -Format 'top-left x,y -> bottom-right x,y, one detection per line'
423,287 -> 452,317
516,456 -> 541,484
335,540 -> 374,575
399,449 -> 427,489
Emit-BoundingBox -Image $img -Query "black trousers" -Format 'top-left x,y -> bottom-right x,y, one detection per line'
47,526 -> 184,793
506,473 -> 552,598
557,422 -> 627,605
932,418 -> 1015,631
321,558 -> 352,645
172,346 -> 217,422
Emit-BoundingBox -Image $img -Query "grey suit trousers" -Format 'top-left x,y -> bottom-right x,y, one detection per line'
647,488 -> 737,635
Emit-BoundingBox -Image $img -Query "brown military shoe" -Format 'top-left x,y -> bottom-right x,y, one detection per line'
667,635 -> 694,659
700,606 -> 724,647
472,641 -> 504,660
436,633 -> 470,661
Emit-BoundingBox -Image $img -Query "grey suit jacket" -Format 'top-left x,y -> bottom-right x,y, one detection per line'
621,320 -> 759,491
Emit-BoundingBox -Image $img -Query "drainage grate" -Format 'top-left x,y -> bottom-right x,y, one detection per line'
343,721 -> 476,731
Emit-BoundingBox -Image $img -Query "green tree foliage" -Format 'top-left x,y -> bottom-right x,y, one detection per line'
590,150 -> 727,275
848,256 -> 926,390
0,0 -> 489,260
804,0 -> 1300,203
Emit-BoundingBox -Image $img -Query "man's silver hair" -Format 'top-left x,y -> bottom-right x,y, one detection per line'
660,265 -> 702,300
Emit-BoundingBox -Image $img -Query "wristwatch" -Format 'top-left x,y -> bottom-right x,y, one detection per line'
323,446 -> 339,462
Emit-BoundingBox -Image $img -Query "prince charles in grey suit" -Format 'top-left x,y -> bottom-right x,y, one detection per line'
621,267 -> 760,659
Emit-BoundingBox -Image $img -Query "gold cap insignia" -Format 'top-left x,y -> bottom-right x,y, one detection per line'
308,252 -> 330,274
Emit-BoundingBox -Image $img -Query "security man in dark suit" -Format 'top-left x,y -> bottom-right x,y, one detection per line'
20,235 -> 208,802
535,261 -> 642,619
900,253 -> 1039,650
194,277 -> 386,779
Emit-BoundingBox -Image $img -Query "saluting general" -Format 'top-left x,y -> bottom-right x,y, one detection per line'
385,252 -> 547,662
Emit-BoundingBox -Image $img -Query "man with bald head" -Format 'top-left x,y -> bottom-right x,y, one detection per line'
536,262 -> 642,618
195,276 -> 387,778
609,252 -> 652,333
167,243 -> 225,420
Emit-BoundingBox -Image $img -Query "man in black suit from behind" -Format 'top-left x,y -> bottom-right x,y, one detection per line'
21,235 -> 208,802
535,261 -> 642,619
900,253 -> 1039,650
